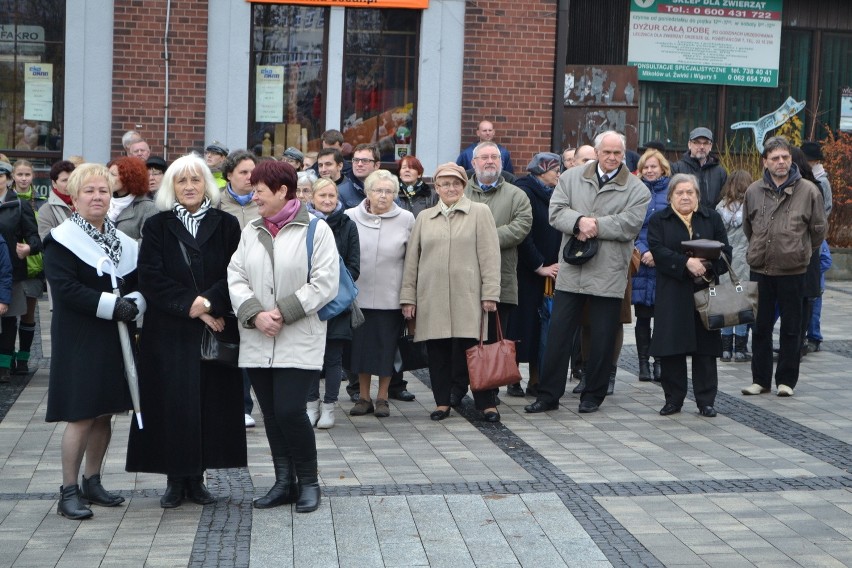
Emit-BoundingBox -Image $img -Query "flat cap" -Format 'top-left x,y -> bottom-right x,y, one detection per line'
432,162 -> 468,185
689,127 -> 713,142
205,141 -> 229,155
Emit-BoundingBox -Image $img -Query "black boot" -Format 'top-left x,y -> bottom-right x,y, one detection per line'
160,476 -> 186,508
572,370 -> 586,394
734,335 -> 752,362
185,474 -> 215,505
635,325 -> 652,381
294,459 -> 321,513
720,334 -> 733,362
652,359 -> 661,382
607,365 -> 616,395
254,457 -> 298,509
81,474 -> 124,507
57,484 -> 93,520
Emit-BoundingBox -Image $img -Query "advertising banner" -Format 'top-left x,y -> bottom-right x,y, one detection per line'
24,62 -> 52,121
248,0 -> 428,8
256,65 -> 285,123
627,0 -> 783,87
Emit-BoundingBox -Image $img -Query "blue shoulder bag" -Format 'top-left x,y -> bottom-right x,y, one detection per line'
306,217 -> 358,321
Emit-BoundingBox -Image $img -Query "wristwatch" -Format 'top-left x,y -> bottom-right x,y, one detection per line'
203,298 -> 212,312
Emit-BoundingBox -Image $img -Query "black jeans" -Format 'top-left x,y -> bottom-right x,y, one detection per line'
751,272 -> 804,389
427,338 -> 496,411
537,292 -> 621,406
659,354 -> 717,409
248,368 -> 318,464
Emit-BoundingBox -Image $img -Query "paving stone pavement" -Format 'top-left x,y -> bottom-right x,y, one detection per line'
1,284 -> 851,567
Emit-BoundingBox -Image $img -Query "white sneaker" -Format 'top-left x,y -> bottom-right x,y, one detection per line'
741,383 -> 770,395
777,384 -> 794,397
306,400 -> 321,426
317,402 -> 336,429
244,414 -> 256,428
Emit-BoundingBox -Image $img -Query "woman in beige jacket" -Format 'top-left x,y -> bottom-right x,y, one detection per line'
400,163 -> 502,422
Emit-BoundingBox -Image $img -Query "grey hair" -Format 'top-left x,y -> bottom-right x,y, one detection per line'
473,141 -> 501,160
297,170 -> 318,186
122,130 -> 142,150
364,169 -> 400,196
666,173 -> 701,203
762,136 -> 792,159
155,153 -> 221,211
593,131 -> 626,152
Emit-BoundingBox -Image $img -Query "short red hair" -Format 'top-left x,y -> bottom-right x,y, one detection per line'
107,156 -> 149,196
397,155 -> 424,177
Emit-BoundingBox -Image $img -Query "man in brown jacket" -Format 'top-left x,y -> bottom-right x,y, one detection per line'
742,136 -> 826,397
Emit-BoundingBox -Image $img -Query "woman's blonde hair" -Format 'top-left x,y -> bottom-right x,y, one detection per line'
66,163 -> 110,198
637,149 -> 671,177
312,177 -> 337,195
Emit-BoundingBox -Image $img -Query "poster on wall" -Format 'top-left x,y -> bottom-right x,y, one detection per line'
247,0 -> 428,7
627,0 -> 783,88
841,87 -> 852,132
256,66 -> 285,123
24,62 -> 52,121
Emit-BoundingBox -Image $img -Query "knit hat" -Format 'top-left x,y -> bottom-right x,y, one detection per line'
432,163 -> 468,185
282,147 -> 305,164
800,141 -> 823,161
205,141 -> 229,155
527,152 -> 562,175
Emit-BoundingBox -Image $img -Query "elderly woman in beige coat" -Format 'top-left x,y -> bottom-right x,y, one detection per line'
400,163 -> 502,422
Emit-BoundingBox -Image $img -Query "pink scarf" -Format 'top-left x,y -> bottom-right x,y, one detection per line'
263,198 -> 302,237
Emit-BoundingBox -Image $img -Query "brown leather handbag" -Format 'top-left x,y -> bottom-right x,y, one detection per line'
466,311 -> 522,392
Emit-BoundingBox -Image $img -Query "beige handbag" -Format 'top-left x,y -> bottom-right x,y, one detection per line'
693,253 -> 758,331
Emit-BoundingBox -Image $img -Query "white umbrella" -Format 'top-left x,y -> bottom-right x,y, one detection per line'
97,257 -> 143,429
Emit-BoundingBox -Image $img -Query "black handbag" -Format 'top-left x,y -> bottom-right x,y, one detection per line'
395,321 -> 429,372
693,253 -> 759,330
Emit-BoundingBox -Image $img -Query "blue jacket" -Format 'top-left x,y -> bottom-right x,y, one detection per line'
631,176 -> 669,307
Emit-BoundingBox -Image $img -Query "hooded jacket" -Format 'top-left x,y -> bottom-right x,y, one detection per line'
671,152 -> 728,208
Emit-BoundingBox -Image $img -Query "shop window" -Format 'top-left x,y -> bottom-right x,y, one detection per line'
249,4 -> 327,157
341,9 -> 419,162
639,83 -> 717,151
819,33 -> 852,138
0,0 -> 65,164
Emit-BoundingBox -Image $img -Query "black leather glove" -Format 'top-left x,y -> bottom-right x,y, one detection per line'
113,297 -> 139,322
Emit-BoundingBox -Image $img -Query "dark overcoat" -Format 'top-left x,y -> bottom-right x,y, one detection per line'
647,204 -> 731,358
506,175 -> 561,362
323,207 -> 360,341
125,209 -> 247,477
43,227 -> 138,422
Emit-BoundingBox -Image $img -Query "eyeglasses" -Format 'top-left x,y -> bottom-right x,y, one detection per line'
435,181 -> 464,190
295,188 -> 312,195
473,154 -> 501,162
370,189 -> 396,196
352,158 -> 376,165
690,140 -> 712,147
148,169 -> 163,177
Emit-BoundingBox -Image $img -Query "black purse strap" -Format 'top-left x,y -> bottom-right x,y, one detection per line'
177,240 -> 200,293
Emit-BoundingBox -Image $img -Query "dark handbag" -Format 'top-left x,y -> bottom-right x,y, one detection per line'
681,239 -> 724,260
306,218 -> 358,321
395,321 -> 428,372
200,313 -> 240,367
466,311 -> 522,392
693,253 -> 759,330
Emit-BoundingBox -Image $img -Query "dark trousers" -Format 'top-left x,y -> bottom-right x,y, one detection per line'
537,291 -> 621,405
242,370 -> 253,415
751,273 -> 804,389
309,339 -> 344,403
427,338 -> 496,410
248,368 -> 318,464
659,354 -> 717,409
451,303 -> 513,399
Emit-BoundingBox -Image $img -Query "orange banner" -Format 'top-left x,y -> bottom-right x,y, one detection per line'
248,0 -> 428,8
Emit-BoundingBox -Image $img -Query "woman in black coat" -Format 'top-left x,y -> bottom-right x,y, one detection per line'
505,153 -> 563,397
305,178 -> 360,429
44,163 -> 145,520
648,173 -> 731,418
125,154 -> 246,508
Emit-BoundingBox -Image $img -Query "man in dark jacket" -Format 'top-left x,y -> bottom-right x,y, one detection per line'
671,127 -> 727,208
741,136 -> 826,398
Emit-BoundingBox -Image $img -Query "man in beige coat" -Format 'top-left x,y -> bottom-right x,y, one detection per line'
401,163 -> 502,421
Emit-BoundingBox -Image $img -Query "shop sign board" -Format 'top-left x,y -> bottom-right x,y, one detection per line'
627,0 -> 782,88
24,62 -> 52,122
841,87 -> 852,132
256,65 -> 285,123
247,0 -> 428,8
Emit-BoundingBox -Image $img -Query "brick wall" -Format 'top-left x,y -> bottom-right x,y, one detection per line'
111,0 -> 208,159
460,0 -> 558,170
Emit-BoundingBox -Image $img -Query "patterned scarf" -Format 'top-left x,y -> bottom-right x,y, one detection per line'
70,212 -> 122,265
173,197 -> 211,238
226,184 -> 253,206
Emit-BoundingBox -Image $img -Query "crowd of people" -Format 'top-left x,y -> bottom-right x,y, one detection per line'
0,120 -> 829,520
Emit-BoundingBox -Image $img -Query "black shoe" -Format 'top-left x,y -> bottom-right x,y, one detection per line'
185,475 -> 215,505
578,400 -> 599,413
81,474 -> 124,507
572,372 -> 586,394
506,383 -> 525,397
659,403 -> 682,416
806,340 -> 821,353
294,460 -> 321,513
481,410 -> 501,423
698,406 -> 717,417
254,458 -> 298,509
652,360 -> 661,382
349,391 -> 360,403
11,360 -> 28,375
57,484 -> 93,520
160,477 -> 185,508
389,389 -> 416,402
525,384 -> 539,397
606,366 -> 616,395
450,392 -> 465,407
430,408 -> 451,421
638,360 -> 652,381
524,400 -> 558,413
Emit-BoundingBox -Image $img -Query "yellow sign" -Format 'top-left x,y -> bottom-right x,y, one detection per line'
248,0 -> 428,8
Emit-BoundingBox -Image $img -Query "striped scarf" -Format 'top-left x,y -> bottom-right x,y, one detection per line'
173,198 -> 211,237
